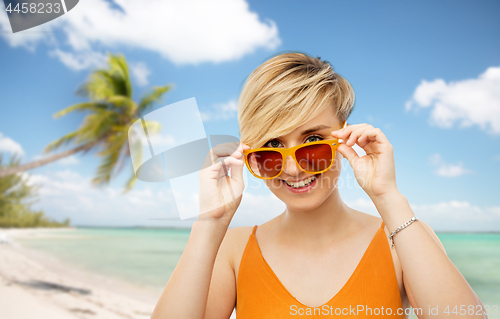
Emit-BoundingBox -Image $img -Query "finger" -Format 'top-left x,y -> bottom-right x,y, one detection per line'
332,124 -> 370,146
211,142 -> 239,159
204,141 -> 250,173
220,156 -> 246,184
357,128 -> 383,148
200,156 -> 244,181
359,128 -> 393,153
331,123 -> 370,139
229,155 -> 245,186
332,123 -> 369,136
208,142 -> 242,166
344,125 -> 375,147
240,142 -> 251,150
233,142 -> 251,158
337,144 -> 360,166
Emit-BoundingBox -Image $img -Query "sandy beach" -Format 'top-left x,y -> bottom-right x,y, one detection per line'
0,228 -> 160,319
0,227 -> 239,319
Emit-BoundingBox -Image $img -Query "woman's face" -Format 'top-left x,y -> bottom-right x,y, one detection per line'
263,106 -> 345,211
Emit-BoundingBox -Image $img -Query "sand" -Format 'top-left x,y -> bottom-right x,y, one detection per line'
0,228 -> 237,319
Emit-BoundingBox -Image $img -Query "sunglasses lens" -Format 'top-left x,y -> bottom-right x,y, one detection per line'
295,144 -> 333,172
247,151 -> 282,178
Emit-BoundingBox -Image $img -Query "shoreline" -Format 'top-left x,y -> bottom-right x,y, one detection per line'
0,227 -> 160,319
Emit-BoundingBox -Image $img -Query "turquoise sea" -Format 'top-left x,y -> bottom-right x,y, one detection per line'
13,228 -> 500,317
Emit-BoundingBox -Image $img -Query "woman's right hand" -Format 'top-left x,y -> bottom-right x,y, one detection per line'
198,142 -> 251,223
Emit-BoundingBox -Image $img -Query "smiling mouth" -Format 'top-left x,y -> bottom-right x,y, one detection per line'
281,174 -> 319,188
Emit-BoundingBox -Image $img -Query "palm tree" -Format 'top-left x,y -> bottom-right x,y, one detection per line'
0,53 -> 171,192
0,153 -> 70,227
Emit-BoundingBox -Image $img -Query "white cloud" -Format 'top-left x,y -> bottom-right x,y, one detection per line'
428,154 -> 471,177
0,0 -> 280,69
345,196 -> 500,231
130,62 -> 151,87
48,49 -> 108,71
58,155 -> 80,166
24,168 -> 181,226
20,165 -> 284,227
201,100 -> 238,121
406,66 -> 500,134
409,200 -> 500,232
0,10 -> 57,51
0,132 -> 25,156
32,154 -> 80,166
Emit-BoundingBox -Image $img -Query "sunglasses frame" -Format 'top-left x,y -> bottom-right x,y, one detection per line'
243,121 -> 347,180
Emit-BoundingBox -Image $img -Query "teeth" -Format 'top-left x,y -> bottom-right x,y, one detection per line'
284,175 -> 317,188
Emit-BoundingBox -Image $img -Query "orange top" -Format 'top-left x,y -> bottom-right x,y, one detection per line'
236,221 -> 405,318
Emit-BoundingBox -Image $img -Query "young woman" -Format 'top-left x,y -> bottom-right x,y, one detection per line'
151,52 -> 487,318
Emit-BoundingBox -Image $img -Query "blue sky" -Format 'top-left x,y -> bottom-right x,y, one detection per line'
0,0 -> 499,230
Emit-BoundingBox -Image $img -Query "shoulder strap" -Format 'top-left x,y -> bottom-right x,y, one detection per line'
252,225 -> 258,235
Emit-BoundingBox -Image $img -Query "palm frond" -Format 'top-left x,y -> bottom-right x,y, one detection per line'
106,95 -> 134,113
142,120 -> 161,135
111,124 -> 130,132
137,84 -> 173,115
76,70 -> 115,100
43,131 -> 78,153
74,110 -> 116,144
92,133 -> 128,185
75,54 -> 133,101
107,53 -> 132,98
122,172 -> 137,194
53,102 -> 108,119
21,53 -> 174,193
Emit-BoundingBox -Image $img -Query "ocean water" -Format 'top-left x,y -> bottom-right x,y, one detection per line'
13,227 -> 191,293
12,228 -> 500,317
435,233 -> 500,313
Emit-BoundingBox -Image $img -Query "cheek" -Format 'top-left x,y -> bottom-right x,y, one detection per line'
331,150 -> 342,172
265,178 -> 282,189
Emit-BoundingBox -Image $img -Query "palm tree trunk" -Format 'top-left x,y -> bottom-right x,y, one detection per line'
0,137 -> 107,178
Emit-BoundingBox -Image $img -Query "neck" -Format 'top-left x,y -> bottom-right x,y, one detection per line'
277,188 -> 353,246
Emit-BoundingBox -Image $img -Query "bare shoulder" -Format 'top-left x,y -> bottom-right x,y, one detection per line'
350,209 -> 384,231
221,226 -> 255,271
225,226 -> 255,243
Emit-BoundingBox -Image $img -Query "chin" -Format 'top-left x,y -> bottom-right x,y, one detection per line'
267,172 -> 337,210
282,197 -> 325,212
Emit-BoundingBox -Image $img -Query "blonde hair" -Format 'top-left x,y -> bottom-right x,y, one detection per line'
237,51 -> 355,148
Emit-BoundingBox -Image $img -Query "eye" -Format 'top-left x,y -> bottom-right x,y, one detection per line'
305,135 -> 323,144
264,139 -> 283,148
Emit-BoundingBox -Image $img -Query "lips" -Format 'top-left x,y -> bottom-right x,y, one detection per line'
281,174 -> 320,188
281,175 -> 317,183
281,173 -> 320,193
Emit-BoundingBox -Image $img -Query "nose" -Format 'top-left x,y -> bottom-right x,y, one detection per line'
282,155 -> 302,177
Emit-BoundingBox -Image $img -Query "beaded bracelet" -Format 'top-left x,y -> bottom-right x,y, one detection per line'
388,216 -> 418,248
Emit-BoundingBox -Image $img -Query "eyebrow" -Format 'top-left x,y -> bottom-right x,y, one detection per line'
263,124 -> 332,147
300,124 -> 331,136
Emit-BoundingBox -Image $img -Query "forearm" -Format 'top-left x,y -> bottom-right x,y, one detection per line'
151,220 -> 229,319
372,192 -> 486,318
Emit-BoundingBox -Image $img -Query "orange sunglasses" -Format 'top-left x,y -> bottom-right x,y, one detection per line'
243,121 -> 347,179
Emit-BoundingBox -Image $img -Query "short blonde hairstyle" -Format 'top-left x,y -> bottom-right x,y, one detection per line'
238,51 -> 355,148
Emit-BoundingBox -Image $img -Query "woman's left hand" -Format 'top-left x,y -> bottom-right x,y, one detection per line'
331,123 -> 399,199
